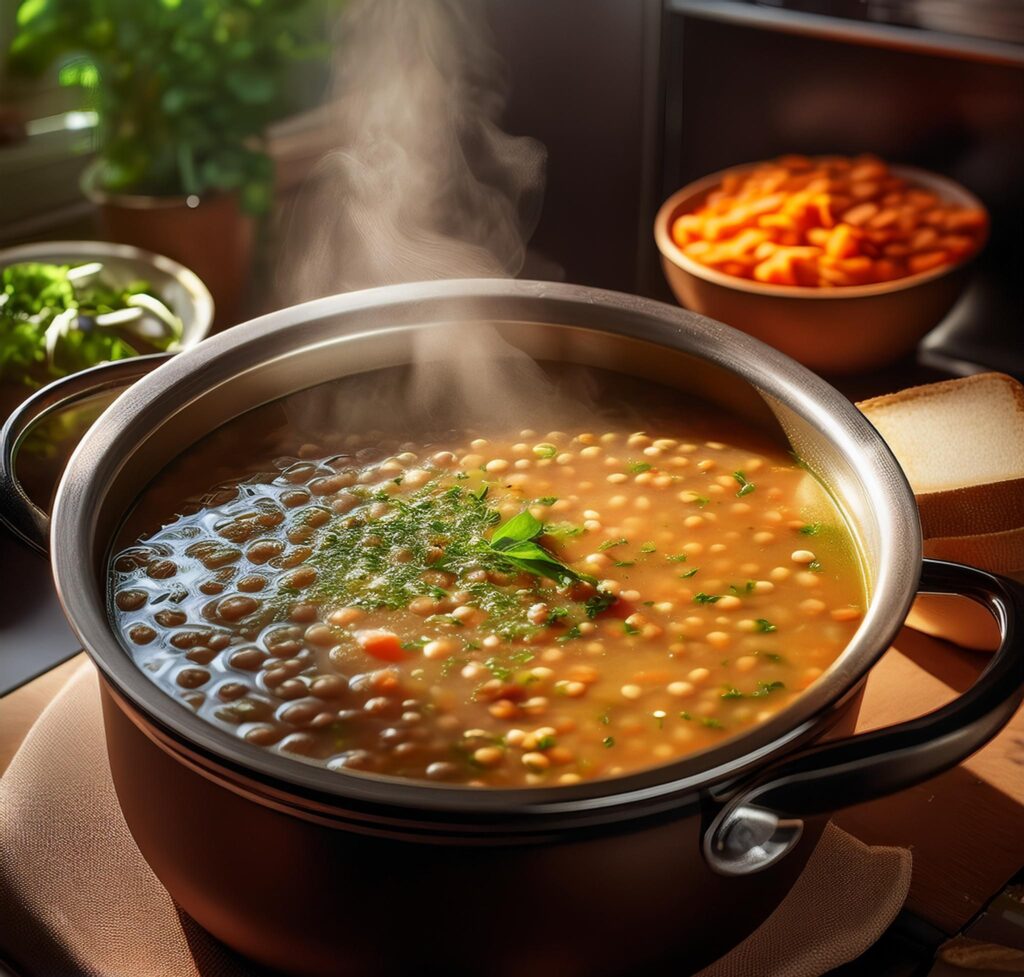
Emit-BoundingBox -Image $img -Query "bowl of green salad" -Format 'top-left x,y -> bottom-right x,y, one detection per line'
0,240 -> 213,414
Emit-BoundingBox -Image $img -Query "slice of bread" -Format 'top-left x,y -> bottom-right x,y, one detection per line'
859,372 -> 1024,650
858,373 -> 1024,539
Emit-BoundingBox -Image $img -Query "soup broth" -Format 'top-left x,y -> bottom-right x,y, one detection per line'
110,373 -> 864,787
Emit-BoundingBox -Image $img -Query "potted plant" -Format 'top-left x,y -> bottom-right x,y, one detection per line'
7,0 -> 336,322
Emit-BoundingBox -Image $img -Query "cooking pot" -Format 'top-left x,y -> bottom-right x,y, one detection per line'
2,280 -> 1021,977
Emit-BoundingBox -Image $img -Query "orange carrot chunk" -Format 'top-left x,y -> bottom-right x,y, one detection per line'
670,155 -> 985,287
356,629 -> 406,662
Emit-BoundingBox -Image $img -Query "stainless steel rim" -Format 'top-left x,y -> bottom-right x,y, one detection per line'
49,279 -> 923,819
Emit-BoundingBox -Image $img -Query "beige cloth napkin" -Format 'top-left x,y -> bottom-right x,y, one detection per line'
0,663 -> 912,977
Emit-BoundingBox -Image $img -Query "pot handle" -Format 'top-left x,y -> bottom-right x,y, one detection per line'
0,353 -> 172,554
703,558 -> 1024,876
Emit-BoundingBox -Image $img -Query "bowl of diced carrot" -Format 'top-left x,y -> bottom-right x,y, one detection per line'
654,155 -> 988,374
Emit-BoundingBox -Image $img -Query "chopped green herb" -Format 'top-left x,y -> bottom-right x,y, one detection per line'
440,657 -> 467,677
557,625 -> 582,644
692,495 -> 710,508
623,621 -> 640,636
693,592 -> 720,604
548,606 -> 570,623
733,471 -> 756,497
627,460 -> 652,474
679,710 -> 693,721
679,568 -> 699,579
701,717 -> 725,729
473,483 -> 490,501
535,496 -> 558,506
602,736 -> 615,748
808,560 -> 823,573
533,443 -> 557,459
751,680 -> 786,697
639,542 -> 657,554
536,734 -> 557,750
720,687 -> 744,700
483,650 -> 535,680
598,537 -> 628,552
584,592 -> 617,619
614,560 -> 635,568
0,260 -> 184,389
755,618 -> 777,633
543,521 -> 585,539
799,523 -> 821,536
666,553 -> 688,563
599,708 -> 611,725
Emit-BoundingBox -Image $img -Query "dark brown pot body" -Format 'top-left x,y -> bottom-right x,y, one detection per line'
100,678 -> 864,977
7,283 -> 1018,977
87,183 -> 254,328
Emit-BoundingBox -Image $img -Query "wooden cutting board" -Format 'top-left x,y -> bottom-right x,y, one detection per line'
2,622 -> 1021,936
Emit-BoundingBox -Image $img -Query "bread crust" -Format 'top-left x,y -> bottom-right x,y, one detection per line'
857,370 -> 1024,417
859,372 -> 1024,539
916,478 -> 1024,538
923,525 -> 1024,574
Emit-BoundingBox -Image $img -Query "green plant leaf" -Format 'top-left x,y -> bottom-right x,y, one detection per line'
490,510 -> 543,548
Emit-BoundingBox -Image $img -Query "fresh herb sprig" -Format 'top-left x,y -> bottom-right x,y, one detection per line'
733,471 -> 756,497
485,511 -> 595,587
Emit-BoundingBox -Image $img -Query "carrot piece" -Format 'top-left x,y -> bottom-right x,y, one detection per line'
667,154 -> 982,289
356,629 -> 405,662
850,182 -> 880,201
908,251 -> 949,275
842,202 -> 879,226
906,190 -> 938,210
753,254 -> 797,285
939,235 -> 977,258
867,208 -> 899,230
870,259 -> 902,282
818,265 -> 852,286
850,159 -> 887,183
724,227 -> 769,255
825,223 -> 860,260
909,227 -> 939,252
944,209 -> 987,233
837,256 -> 872,279
883,243 -> 911,258
720,261 -> 749,278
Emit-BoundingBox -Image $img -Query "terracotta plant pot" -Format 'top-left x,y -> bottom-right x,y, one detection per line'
82,164 -> 255,328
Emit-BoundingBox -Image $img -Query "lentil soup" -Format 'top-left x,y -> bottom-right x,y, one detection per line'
109,378 -> 865,787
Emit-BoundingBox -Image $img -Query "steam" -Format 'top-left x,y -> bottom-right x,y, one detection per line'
280,0 -> 546,299
277,0 -> 588,437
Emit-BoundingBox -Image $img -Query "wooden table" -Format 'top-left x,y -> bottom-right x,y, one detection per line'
2,622 -> 1021,939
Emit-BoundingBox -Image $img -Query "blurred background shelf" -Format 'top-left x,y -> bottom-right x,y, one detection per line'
666,0 -> 1024,66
